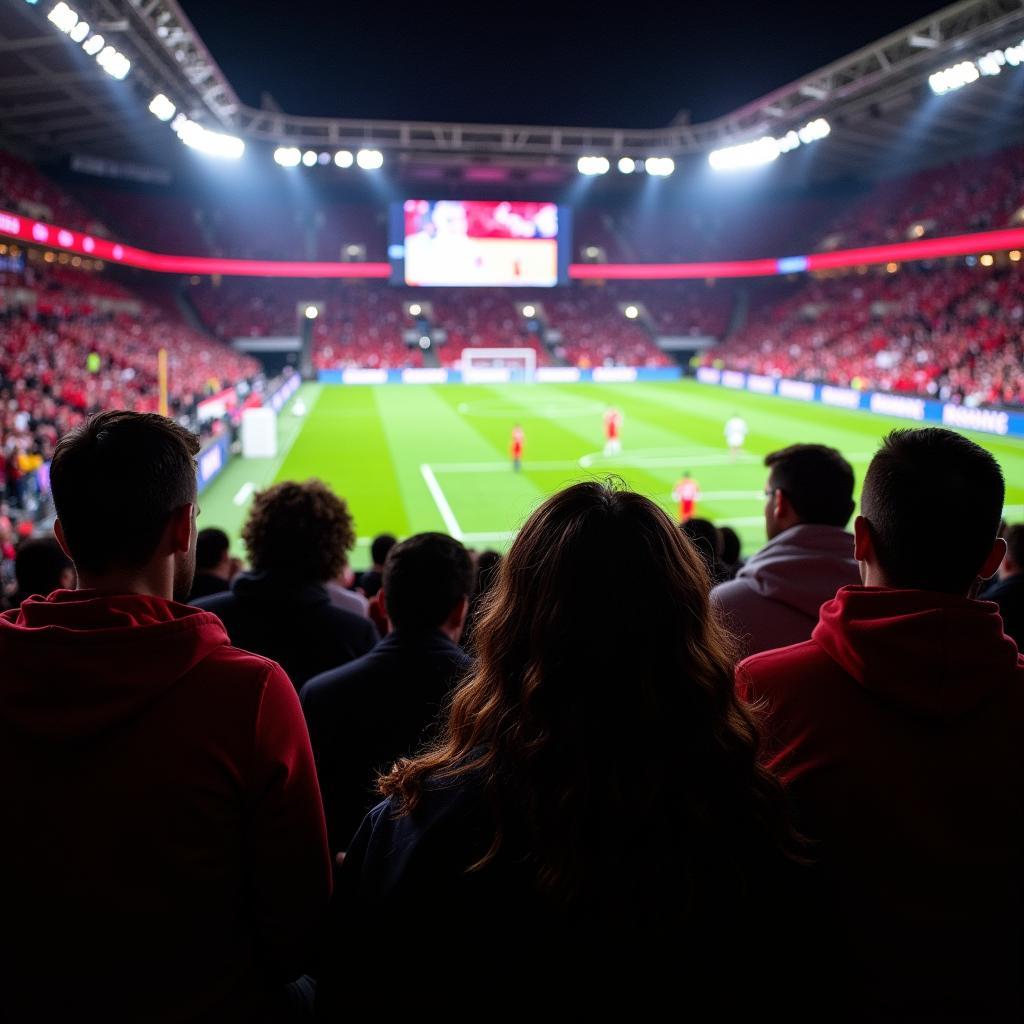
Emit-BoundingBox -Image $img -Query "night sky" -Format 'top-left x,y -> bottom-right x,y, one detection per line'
181,0 -> 943,128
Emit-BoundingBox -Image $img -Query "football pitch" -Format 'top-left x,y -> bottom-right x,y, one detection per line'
200,380 -> 1024,569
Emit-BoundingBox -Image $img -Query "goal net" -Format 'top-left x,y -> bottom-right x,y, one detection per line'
460,347 -> 537,383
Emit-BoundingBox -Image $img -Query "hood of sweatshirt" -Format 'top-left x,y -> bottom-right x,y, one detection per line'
812,586 -> 1022,717
730,523 -> 860,619
0,589 -> 230,740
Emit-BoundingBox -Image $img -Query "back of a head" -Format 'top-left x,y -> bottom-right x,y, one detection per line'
474,549 -> 502,597
242,479 -> 355,583
681,518 -> 722,569
862,428 -> 1004,594
382,532 -> 473,632
719,526 -> 742,565
383,481 -> 793,912
765,443 -> 855,528
15,536 -> 74,597
371,533 -> 398,568
195,528 -> 230,573
50,411 -> 199,575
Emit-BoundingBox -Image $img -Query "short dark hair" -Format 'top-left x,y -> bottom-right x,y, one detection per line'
196,527 -> 230,571
371,533 -> 398,567
15,535 -> 73,597
719,525 -> 742,565
50,411 -> 199,574
383,532 -> 473,632
765,444 -> 855,528
242,479 -> 355,581
681,518 -> 722,569
1005,524 -> 1024,569
862,428 -> 1004,593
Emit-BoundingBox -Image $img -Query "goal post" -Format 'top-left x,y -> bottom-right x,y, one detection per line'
460,347 -> 537,383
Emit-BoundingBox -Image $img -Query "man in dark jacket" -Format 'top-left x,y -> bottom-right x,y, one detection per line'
188,526 -> 233,600
737,428 -> 1021,1021
301,532 -> 473,852
984,522 -> 1024,648
0,411 -> 332,1021
195,480 -> 378,688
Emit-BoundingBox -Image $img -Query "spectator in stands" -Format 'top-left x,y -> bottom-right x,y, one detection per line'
0,411 -> 331,1019
681,517 -> 726,582
301,533 -> 473,853
10,534 -> 74,607
713,444 -> 858,656
316,481 -> 809,1010
737,428 -> 1020,1021
326,565 -> 370,619
195,480 -> 378,688
719,525 -> 744,581
460,548 -> 501,652
188,526 -> 233,600
984,522 -> 1024,648
358,532 -> 397,598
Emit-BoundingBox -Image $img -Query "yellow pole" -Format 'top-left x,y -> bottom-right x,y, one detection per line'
158,347 -> 168,417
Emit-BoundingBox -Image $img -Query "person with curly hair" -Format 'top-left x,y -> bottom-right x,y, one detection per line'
314,481 -> 818,1013
195,479 -> 377,688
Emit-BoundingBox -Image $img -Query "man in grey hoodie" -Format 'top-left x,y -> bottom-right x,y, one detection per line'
712,443 -> 859,656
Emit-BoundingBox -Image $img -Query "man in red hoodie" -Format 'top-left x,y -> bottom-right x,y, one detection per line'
737,427 -> 1021,1022
0,411 -> 332,1020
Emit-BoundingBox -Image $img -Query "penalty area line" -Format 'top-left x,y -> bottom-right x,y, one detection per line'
419,463 -> 464,541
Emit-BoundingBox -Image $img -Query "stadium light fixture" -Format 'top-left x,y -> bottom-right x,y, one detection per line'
408,303 -> 422,316
618,157 -> 636,174
334,150 -> 354,168
644,157 -> 675,176
172,114 -> 245,159
356,149 -> 384,170
317,152 -> 331,165
419,336 -> 431,349
624,304 -> 640,319
709,118 -> 829,172
69,19 -> 89,42
522,304 -> 536,318
980,253 -> 995,267
148,94 -> 176,122
81,32 -> 103,55
886,262 -> 899,273
302,150 -> 317,167
47,2 -> 78,32
304,305 -> 319,320
274,146 -> 301,167
1010,250 -> 1022,262
96,45 -> 131,80
929,39 -> 1024,95
577,156 -> 610,175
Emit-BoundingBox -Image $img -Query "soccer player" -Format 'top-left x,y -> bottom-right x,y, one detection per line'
603,408 -> 622,456
673,471 -> 700,524
725,413 -> 749,461
510,423 -> 525,472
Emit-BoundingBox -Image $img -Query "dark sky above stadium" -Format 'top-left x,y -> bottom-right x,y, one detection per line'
182,0 -> 943,128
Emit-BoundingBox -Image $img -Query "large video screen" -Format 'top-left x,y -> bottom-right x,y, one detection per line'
390,199 -> 570,287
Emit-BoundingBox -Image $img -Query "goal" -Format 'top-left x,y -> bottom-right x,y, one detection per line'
460,347 -> 537,383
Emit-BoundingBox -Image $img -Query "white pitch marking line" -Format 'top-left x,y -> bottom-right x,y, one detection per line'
419,463 -> 464,540
233,482 -> 255,506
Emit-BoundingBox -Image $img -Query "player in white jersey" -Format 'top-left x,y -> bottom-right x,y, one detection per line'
724,414 -> 748,461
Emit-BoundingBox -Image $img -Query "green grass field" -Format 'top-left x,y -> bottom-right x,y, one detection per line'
200,380 -> 1024,570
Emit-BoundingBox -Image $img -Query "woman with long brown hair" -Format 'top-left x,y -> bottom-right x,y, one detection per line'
316,481 -> 813,1012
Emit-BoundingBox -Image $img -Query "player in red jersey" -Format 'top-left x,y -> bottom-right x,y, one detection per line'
672,471 -> 700,523
603,408 -> 622,456
510,423 -> 525,472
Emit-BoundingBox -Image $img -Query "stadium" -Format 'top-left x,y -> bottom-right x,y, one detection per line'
1,0 -> 1023,1017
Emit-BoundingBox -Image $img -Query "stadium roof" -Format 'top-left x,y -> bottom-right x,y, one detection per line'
1,0 -> 1023,184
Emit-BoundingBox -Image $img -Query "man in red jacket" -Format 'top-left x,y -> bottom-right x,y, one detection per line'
737,427 -> 1021,1022
0,411 -> 332,1020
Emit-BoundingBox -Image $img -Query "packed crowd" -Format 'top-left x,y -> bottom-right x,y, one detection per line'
1,262 -> 261,515
709,261 -> 1024,406
0,411 -> 1019,1020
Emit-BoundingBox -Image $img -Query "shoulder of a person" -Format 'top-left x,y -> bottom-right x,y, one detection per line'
737,638 -> 827,689
300,649 -> 380,702
189,641 -> 293,701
